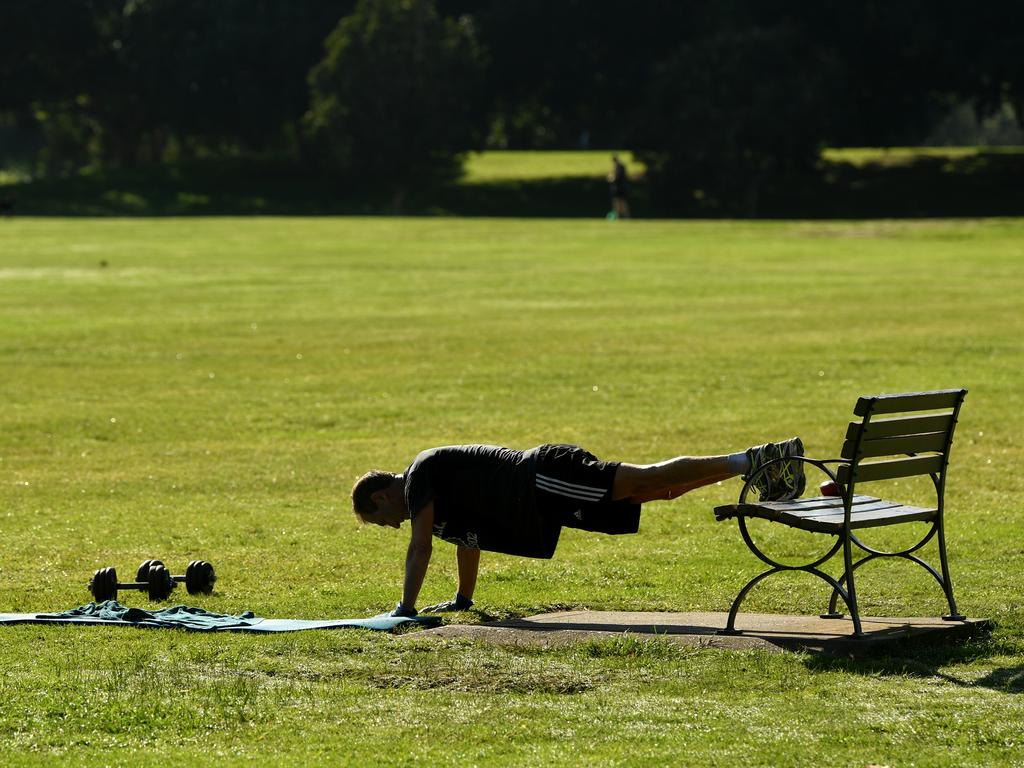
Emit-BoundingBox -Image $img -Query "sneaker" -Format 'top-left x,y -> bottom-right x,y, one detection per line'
744,437 -> 806,502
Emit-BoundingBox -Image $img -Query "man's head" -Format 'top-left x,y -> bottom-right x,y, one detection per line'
351,470 -> 409,528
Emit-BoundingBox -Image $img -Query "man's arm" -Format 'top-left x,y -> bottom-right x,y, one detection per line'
421,545 -> 479,612
456,545 -> 480,600
399,501 -> 434,613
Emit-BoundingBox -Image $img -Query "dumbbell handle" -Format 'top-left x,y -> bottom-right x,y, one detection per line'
113,579 -> 166,590
136,559 -> 216,595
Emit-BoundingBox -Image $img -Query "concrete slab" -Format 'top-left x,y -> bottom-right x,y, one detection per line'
412,610 -> 991,655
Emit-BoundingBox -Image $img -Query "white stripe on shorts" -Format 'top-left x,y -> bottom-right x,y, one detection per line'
535,473 -> 606,502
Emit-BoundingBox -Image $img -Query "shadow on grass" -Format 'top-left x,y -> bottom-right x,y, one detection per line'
803,631 -> 1024,694
2,150 -> 1023,218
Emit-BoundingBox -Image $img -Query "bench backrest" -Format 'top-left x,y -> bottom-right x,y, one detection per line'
836,389 -> 967,489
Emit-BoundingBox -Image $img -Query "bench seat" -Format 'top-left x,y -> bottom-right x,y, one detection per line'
714,495 -> 937,535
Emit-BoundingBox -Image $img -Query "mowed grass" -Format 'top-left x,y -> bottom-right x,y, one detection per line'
460,146 -> 1020,180
822,145 -> 1024,166
461,150 -> 644,182
1,216 -> 1024,766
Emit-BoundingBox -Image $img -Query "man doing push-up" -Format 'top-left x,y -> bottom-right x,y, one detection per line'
350,439 -> 805,616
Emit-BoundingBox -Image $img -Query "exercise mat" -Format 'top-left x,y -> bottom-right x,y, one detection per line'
0,601 -> 442,632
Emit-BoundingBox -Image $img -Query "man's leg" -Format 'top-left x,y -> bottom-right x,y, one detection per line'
611,437 -> 806,504
611,456 -> 738,503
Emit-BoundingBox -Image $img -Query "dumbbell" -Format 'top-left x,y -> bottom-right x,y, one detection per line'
89,563 -> 176,602
136,559 -> 217,595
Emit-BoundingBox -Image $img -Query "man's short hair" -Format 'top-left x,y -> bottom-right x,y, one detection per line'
351,470 -> 397,519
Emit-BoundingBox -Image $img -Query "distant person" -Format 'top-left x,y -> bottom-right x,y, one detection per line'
607,154 -> 631,219
351,438 -> 805,615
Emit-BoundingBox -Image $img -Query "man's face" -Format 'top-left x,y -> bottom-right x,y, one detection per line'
366,485 -> 408,529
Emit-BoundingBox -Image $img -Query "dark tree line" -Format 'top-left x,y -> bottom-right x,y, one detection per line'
2,0 -> 1022,211
1,0 -> 349,174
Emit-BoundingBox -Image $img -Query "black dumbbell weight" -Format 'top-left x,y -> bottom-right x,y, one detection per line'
137,559 -> 216,595
88,563 -> 175,602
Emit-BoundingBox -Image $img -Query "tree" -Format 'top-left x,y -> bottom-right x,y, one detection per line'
0,0 -> 115,175
473,0 -> 699,149
84,0 -> 353,167
0,0 -> 350,175
305,0 -> 483,207
635,24 -> 837,215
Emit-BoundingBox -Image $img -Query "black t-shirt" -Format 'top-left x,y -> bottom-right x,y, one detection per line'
403,444 -> 560,558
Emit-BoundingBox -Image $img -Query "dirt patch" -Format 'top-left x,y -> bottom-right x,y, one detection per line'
406,610 -> 991,656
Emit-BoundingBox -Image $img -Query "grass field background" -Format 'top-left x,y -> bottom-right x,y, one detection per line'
2,215 -> 1024,765
460,150 -> 643,181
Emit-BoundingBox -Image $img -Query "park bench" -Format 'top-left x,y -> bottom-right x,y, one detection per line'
714,389 -> 968,637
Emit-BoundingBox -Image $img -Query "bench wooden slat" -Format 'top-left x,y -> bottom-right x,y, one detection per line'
790,501 -> 933,522
836,506 -> 935,528
845,413 -> 954,441
715,496 -> 937,534
841,431 -> 949,460
837,454 -> 944,484
754,495 -> 892,513
717,495 -> 896,521
854,389 -> 965,416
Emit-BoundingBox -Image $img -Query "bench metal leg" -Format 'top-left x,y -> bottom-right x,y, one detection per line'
842,534 -> 863,636
719,567 -> 779,635
826,548 -> 881,618
825,538 -> 966,623
719,564 -> 862,636
936,516 -> 965,621
719,519 -> 863,636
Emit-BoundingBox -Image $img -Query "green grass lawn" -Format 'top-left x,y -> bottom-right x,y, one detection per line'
1,216 -> 1023,765
461,150 -> 644,182
822,145 -> 1024,166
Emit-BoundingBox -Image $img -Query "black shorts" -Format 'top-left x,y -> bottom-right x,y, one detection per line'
534,444 -> 641,536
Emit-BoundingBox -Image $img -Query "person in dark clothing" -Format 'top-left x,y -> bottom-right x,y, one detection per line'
608,154 -> 631,219
351,438 -> 805,615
